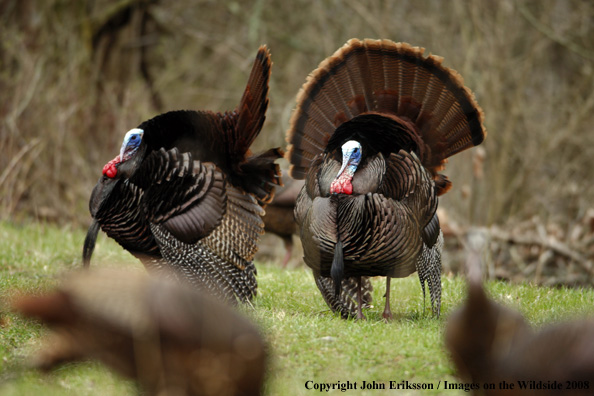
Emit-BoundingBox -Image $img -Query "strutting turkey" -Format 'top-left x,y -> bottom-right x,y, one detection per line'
286,39 -> 487,320
13,268 -> 268,396
83,46 -> 282,304
446,230 -> 594,395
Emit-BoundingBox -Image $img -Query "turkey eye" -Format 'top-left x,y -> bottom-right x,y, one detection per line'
354,148 -> 358,153
131,136 -> 137,140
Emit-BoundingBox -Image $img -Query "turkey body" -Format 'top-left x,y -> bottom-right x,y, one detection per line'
286,39 -> 486,319
298,134 -> 437,278
262,173 -> 304,267
446,232 -> 594,395
13,269 -> 268,396
84,46 -> 282,304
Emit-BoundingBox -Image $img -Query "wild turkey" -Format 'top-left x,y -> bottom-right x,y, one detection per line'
83,46 -> 282,304
286,39 -> 486,320
262,171 -> 304,267
446,230 -> 594,395
13,269 -> 268,396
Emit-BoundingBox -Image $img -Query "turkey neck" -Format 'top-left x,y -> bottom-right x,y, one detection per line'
330,164 -> 356,195
329,140 -> 362,195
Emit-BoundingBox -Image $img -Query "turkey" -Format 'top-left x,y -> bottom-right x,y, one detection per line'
262,171 -> 304,267
83,46 -> 282,304
286,39 -> 486,320
446,230 -> 594,395
13,268 -> 268,396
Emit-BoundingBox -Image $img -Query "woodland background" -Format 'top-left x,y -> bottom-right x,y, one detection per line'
1,0 -> 594,283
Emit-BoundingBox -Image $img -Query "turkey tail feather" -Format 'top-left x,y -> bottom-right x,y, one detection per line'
224,46 -> 282,203
286,39 -> 486,185
233,46 -> 272,156
237,147 -> 283,206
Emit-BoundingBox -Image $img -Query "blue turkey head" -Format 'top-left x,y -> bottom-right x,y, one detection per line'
336,140 -> 362,177
120,128 -> 144,162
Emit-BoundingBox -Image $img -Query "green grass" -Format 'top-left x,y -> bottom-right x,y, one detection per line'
1,221 -> 594,395
0,221 -> 141,395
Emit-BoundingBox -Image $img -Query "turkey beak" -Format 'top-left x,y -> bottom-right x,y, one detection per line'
120,145 -> 136,163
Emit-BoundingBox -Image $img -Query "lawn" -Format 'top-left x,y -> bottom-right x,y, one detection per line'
1,221 -> 593,395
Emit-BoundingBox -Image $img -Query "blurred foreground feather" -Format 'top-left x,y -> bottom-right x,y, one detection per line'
446,230 -> 594,395
12,268 -> 267,396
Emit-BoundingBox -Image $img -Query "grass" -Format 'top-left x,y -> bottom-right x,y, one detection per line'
1,221 -> 594,395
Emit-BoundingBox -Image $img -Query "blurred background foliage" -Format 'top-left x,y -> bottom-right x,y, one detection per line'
1,0 -> 594,233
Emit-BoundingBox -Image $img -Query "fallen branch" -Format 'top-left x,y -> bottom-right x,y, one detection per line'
445,223 -> 594,285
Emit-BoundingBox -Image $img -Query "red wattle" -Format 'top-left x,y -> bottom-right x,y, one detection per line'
343,182 -> 353,195
330,178 -> 353,195
102,155 -> 121,178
